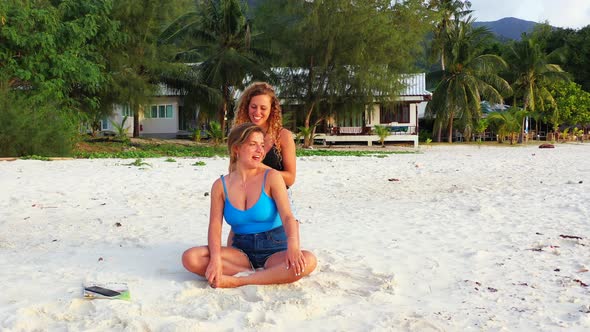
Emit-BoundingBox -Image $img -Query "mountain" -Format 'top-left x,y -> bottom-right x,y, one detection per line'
473,17 -> 541,41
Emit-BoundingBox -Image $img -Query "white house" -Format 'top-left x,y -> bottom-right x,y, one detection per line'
365,73 -> 431,132
100,85 -> 184,138
317,73 -> 431,147
100,73 -> 431,145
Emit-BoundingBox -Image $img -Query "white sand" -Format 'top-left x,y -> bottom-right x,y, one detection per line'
1,144 -> 589,331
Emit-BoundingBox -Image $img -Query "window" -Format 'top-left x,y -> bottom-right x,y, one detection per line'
148,104 -> 174,119
380,103 -> 410,123
380,105 -> 394,123
122,104 -> 132,117
101,117 -> 109,130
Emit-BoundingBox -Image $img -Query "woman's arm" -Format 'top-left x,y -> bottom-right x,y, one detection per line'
205,179 -> 225,285
267,170 -> 305,275
278,128 -> 296,187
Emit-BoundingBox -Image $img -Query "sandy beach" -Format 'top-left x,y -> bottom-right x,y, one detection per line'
1,144 -> 589,331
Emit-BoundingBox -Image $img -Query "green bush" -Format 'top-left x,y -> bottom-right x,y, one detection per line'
207,121 -> 224,145
372,125 -> 390,147
418,129 -> 432,142
0,90 -> 79,157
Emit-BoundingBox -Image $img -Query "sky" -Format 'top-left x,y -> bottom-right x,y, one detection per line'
469,0 -> 590,29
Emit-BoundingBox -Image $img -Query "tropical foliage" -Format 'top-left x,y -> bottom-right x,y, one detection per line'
0,0 -> 121,156
372,125 -> 390,147
106,0 -> 189,137
427,17 -> 511,143
160,0 -> 268,135
487,107 -> 523,144
503,37 -> 569,142
0,0 -> 120,109
206,121 -> 224,145
0,88 -> 79,157
428,0 -> 473,71
3,0 -> 590,157
548,81 -> 590,132
255,0 -> 432,147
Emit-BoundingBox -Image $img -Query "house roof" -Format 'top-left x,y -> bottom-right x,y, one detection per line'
481,101 -> 511,114
155,84 -> 182,97
400,73 -> 432,97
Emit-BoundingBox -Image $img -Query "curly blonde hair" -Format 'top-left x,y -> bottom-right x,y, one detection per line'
233,82 -> 283,155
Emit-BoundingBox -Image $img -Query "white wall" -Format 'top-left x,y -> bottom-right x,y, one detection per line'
111,104 -> 133,136
366,104 -> 380,125
417,101 -> 428,119
140,96 -> 180,136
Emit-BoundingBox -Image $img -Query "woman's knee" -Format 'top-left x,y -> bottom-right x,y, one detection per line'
303,250 -> 317,275
182,247 -> 208,272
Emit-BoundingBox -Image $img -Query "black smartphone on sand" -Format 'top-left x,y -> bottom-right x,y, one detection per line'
84,286 -> 121,297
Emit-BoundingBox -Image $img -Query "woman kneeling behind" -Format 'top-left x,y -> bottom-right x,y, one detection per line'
182,123 -> 317,288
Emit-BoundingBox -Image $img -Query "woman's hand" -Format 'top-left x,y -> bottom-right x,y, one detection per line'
286,246 -> 306,276
205,257 -> 223,287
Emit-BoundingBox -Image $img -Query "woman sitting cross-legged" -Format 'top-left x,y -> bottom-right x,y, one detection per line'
182,123 -> 317,288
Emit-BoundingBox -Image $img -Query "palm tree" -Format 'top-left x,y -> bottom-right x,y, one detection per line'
427,17 -> 512,143
428,0 -> 473,71
160,0 -> 268,136
487,107 -> 523,144
373,125 -> 390,147
503,38 -> 569,143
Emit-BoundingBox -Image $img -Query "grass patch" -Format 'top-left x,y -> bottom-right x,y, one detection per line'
296,149 -> 413,157
72,139 -> 416,159
75,140 -> 226,159
20,155 -> 52,161
124,158 -> 151,167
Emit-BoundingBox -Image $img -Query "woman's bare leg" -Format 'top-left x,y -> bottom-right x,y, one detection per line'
182,246 -> 252,277
214,250 -> 317,288
226,229 -> 234,247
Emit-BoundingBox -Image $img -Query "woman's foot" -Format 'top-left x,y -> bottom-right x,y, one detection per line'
211,275 -> 242,288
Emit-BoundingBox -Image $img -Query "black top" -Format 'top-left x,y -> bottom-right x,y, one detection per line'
263,145 -> 284,171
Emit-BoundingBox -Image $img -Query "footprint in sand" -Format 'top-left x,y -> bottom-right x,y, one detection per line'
312,250 -> 396,297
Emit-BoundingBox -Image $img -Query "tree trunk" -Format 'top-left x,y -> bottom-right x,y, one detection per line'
447,116 -> 454,143
220,84 -> 229,137
219,101 -> 226,137
518,116 -> 525,144
519,98 -> 529,144
303,102 -> 315,148
133,104 -> 140,138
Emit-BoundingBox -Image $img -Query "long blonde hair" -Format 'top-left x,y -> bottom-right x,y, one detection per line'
234,82 -> 283,154
227,123 -> 265,172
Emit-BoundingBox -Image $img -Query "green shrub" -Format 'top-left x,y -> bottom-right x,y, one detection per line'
418,129 -> 432,142
124,158 -> 151,167
110,116 -> 130,143
0,90 -> 78,157
207,121 -> 224,145
372,125 -> 390,147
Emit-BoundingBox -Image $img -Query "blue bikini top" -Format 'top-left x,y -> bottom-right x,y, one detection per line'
221,170 -> 282,234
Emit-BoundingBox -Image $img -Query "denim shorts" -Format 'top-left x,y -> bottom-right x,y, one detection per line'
232,226 -> 288,269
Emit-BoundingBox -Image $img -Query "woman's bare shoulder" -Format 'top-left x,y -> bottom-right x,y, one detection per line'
211,176 -> 226,194
279,127 -> 294,137
266,168 -> 286,185
278,128 -> 295,146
